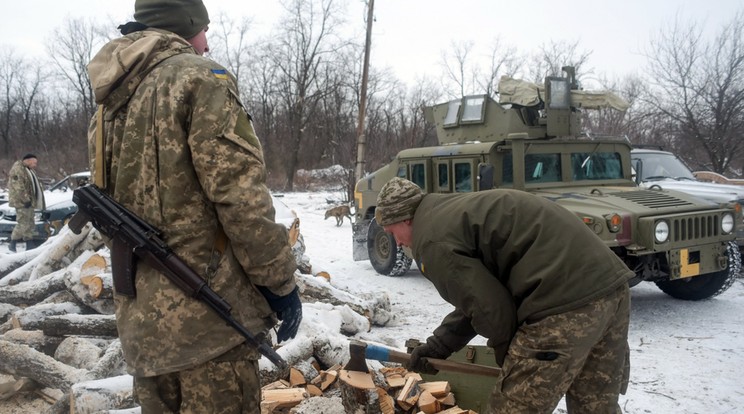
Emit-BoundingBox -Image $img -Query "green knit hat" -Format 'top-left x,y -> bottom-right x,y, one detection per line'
134,0 -> 210,39
375,178 -> 424,226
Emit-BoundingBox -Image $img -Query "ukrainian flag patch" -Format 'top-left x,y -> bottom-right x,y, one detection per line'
211,69 -> 228,80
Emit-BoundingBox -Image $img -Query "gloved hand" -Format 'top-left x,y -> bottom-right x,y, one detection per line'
23,201 -> 32,208
258,286 -> 303,343
406,342 -> 451,375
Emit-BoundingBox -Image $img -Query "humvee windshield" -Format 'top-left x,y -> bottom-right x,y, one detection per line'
502,151 -> 623,184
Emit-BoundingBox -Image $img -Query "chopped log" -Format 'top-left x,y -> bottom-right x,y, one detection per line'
338,377 -> 383,414
88,340 -> 127,380
1,301 -> 88,335
437,407 -> 470,414
0,329 -> 64,356
262,379 -> 290,390
377,387 -> 396,414
0,339 -> 87,390
0,268 -> 67,306
26,314 -> 118,338
70,374 -> 135,414
65,268 -> 115,315
24,226 -> 92,282
289,367 -> 306,387
437,392 -> 456,406
54,337 -> 103,370
396,375 -> 421,411
417,390 -> 440,414
0,374 -> 34,400
261,388 -> 308,412
305,384 -> 322,397
418,381 -> 451,397
0,303 -> 20,325
0,248 -> 44,283
296,273 -> 396,326
338,369 -> 375,390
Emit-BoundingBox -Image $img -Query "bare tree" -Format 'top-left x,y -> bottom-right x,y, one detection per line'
526,39 -> 593,84
643,10 -> 744,175
270,0 -> 350,190
46,17 -> 108,117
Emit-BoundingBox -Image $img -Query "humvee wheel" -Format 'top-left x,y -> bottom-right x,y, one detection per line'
655,241 -> 741,300
367,219 -> 412,276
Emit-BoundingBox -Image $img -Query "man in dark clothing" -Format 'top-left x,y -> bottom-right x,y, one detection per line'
376,177 -> 632,414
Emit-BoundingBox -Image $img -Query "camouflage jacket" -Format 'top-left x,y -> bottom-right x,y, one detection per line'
87,29 -> 297,376
411,190 -> 633,363
8,160 -> 44,210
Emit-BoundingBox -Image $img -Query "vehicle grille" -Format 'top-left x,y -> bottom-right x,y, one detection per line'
670,214 -> 720,242
612,190 -> 694,208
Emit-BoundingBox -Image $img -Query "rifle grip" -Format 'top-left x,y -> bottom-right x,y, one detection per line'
111,239 -> 137,297
67,211 -> 90,234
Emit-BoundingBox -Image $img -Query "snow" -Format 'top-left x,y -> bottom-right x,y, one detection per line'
278,190 -> 744,413
2,188 -> 744,413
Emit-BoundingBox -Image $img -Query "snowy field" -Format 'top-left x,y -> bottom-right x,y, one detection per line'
282,191 -> 744,414
1,189 -> 743,413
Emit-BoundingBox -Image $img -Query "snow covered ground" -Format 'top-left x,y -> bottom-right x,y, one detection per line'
1,189 -> 743,413
281,190 -> 744,414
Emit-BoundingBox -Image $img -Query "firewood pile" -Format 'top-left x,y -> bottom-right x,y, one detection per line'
260,363 -> 479,414
0,224 -> 408,413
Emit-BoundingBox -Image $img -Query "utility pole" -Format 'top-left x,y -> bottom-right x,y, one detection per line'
354,0 -> 374,184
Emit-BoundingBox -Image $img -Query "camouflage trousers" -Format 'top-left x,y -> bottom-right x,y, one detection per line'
489,284 -> 630,414
134,345 -> 261,414
11,207 -> 36,241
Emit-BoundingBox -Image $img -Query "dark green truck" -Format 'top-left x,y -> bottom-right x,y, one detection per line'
352,67 -> 740,301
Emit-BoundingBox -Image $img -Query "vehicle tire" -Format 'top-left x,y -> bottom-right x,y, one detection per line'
367,218 -> 412,276
655,241 -> 741,300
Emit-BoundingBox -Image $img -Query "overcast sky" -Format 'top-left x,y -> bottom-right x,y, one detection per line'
3,0 -> 742,86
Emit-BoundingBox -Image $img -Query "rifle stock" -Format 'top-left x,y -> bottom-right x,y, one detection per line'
70,185 -> 287,369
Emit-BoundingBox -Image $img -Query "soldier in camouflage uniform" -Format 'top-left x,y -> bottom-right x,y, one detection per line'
8,154 -> 45,252
376,177 -> 632,414
86,1 -> 302,412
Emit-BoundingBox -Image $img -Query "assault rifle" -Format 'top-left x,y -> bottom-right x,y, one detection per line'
68,184 -> 287,369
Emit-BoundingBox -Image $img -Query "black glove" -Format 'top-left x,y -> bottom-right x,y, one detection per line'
258,286 -> 302,343
23,201 -> 32,208
407,342 -> 451,375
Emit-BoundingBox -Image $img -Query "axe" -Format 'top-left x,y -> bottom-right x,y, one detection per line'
344,339 -> 501,377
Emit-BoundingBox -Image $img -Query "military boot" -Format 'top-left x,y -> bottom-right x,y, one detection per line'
8,240 -> 17,252
25,240 -> 39,250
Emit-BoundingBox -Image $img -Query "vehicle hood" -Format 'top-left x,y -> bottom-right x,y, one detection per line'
532,185 -> 721,217
639,179 -> 744,204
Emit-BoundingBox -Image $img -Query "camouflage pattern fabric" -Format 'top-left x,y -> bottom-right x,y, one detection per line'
8,160 -> 44,241
134,347 -> 261,414
375,177 -> 424,226
87,27 -> 297,380
11,208 -> 36,241
489,284 -> 630,413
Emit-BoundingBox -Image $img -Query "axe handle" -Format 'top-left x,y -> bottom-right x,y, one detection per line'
365,344 -> 501,377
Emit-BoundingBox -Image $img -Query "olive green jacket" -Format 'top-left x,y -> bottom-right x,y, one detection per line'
87,29 -> 297,376
411,189 -> 633,363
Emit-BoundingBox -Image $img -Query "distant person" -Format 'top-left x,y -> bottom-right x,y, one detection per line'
86,0 -> 301,412
376,177 -> 632,413
7,153 -> 45,252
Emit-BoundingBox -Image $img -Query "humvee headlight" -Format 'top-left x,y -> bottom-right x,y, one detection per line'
654,220 -> 670,243
604,213 -> 622,233
721,213 -> 735,234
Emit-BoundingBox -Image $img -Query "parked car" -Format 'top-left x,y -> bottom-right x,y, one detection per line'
631,148 -> 744,257
0,171 -> 91,241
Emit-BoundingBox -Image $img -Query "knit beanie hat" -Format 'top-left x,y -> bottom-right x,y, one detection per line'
375,177 -> 424,226
134,0 -> 210,39
22,153 -> 37,160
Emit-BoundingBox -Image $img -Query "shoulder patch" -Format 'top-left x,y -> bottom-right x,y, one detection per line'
211,69 -> 228,80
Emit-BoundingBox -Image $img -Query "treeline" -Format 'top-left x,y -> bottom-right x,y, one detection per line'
1,0 -> 743,193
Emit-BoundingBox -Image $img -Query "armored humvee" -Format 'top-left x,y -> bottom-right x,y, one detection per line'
352,67 -> 740,300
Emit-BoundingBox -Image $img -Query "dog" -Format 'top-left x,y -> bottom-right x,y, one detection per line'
325,205 -> 352,226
